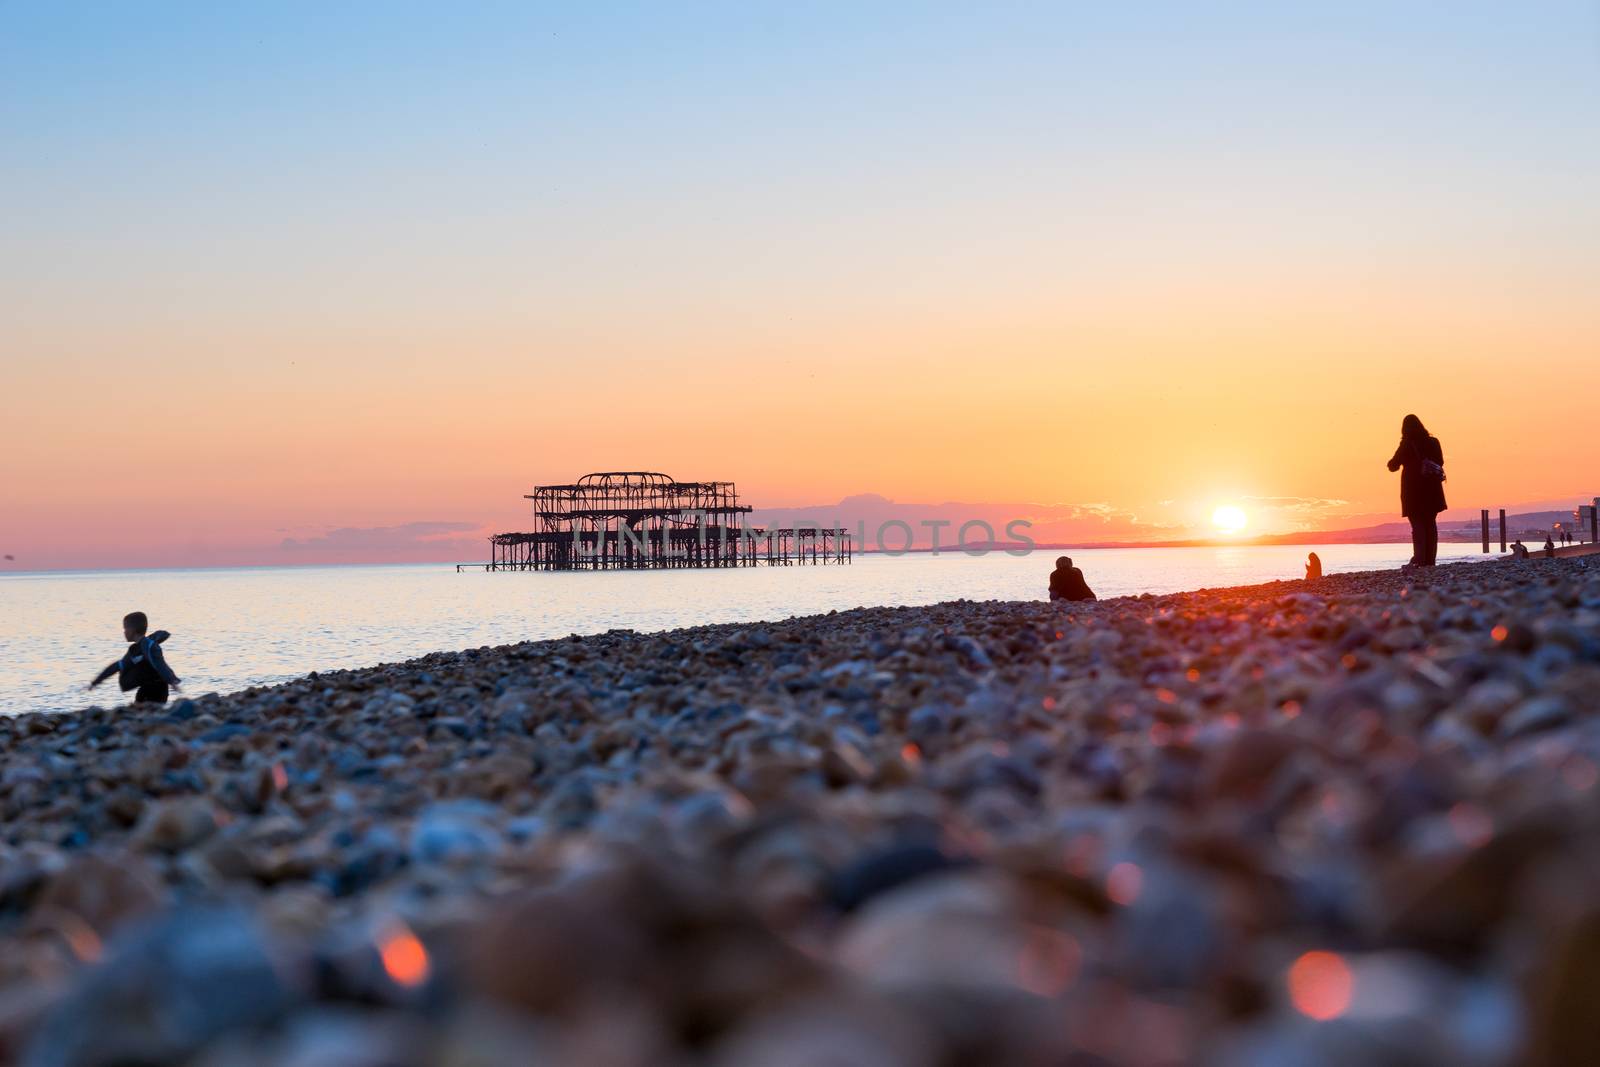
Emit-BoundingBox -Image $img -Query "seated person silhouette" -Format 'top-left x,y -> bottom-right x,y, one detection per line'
1544,536 -> 1556,558
1511,540 -> 1529,560
1048,556 -> 1096,602
1305,552 -> 1322,580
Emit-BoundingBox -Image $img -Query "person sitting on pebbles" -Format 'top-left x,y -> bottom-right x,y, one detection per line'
1305,552 -> 1323,581
89,611 -> 181,705
1511,540 -> 1530,560
1544,536 -> 1556,558
1048,556 -> 1096,602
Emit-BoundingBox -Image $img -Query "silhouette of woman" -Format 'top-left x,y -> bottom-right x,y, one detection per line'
1387,414 -> 1447,567
1305,552 -> 1322,580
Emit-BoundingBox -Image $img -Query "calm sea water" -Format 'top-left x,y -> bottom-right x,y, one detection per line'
0,543 -> 1489,715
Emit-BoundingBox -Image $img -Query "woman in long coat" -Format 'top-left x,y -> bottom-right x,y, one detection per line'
1387,414 -> 1447,567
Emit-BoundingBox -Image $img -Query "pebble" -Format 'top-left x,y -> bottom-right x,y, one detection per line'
0,556 -> 1594,1064
24,908 -> 310,1067
1496,696 -> 1573,739
131,797 -> 221,854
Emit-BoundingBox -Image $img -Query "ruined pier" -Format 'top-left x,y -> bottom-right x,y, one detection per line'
482,471 -> 851,570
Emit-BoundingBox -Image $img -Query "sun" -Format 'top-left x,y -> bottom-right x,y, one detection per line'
1212,505 -> 1248,534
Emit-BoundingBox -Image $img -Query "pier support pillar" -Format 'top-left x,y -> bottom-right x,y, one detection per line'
1481,509 -> 1489,553
1499,509 -> 1506,552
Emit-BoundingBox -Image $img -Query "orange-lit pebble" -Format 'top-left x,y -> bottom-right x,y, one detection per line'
1287,951 -> 1353,1021
1340,654 -> 1359,669
1281,700 -> 1302,719
1016,928 -> 1081,997
1041,696 -> 1057,711
1448,802 -> 1493,848
1185,668 -> 1201,683
379,922 -> 431,988
900,743 -> 922,765
1566,758 -> 1599,791
1054,631 -> 1064,640
1491,625 -> 1509,643
1155,688 -> 1177,704
57,913 -> 103,964
1106,862 -> 1142,906
1063,835 -> 1100,877
271,763 -> 289,792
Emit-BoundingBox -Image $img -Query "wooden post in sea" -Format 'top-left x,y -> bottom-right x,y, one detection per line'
1592,498 -> 1599,544
1499,509 -> 1507,552
1480,509 -> 1489,553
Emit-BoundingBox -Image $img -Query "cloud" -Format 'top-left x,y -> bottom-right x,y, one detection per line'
280,521 -> 483,553
1013,501 -> 1131,521
1016,501 -> 1188,529
748,496 -> 1176,546
1242,496 -> 1350,513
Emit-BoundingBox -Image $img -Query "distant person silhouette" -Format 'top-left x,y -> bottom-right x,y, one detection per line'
89,611 -> 181,704
1544,536 -> 1556,559
1387,414 -> 1447,568
1305,552 -> 1322,580
1048,556 -> 1096,602
1511,539 -> 1529,560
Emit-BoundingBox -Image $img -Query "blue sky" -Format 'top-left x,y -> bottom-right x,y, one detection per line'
3,2 -> 1598,566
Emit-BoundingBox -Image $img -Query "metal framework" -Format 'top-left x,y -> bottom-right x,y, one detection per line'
485,471 -> 851,570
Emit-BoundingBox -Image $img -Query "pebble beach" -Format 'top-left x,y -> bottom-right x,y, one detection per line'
4,556 -> 1600,1066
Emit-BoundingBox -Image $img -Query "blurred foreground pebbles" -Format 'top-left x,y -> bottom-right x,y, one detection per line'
3,557 -> 1600,1065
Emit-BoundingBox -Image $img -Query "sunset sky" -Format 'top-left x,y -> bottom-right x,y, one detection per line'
4,2 -> 1598,568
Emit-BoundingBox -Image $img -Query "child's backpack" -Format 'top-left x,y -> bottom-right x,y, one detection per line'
118,637 -> 160,692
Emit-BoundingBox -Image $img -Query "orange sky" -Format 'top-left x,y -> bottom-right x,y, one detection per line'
3,4 -> 1597,569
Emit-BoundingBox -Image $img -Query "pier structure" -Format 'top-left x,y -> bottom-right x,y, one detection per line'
484,471 -> 850,570
1472,498 -> 1600,559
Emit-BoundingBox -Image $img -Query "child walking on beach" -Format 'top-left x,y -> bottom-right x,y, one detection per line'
89,611 -> 181,704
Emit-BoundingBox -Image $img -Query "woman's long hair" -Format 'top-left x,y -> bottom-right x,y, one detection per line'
1401,414 -> 1428,441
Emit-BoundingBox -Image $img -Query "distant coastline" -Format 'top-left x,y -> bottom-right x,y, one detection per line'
827,506 -> 1593,557
861,535 -> 1414,555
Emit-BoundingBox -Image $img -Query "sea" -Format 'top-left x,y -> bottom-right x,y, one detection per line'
0,542 -> 1491,715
